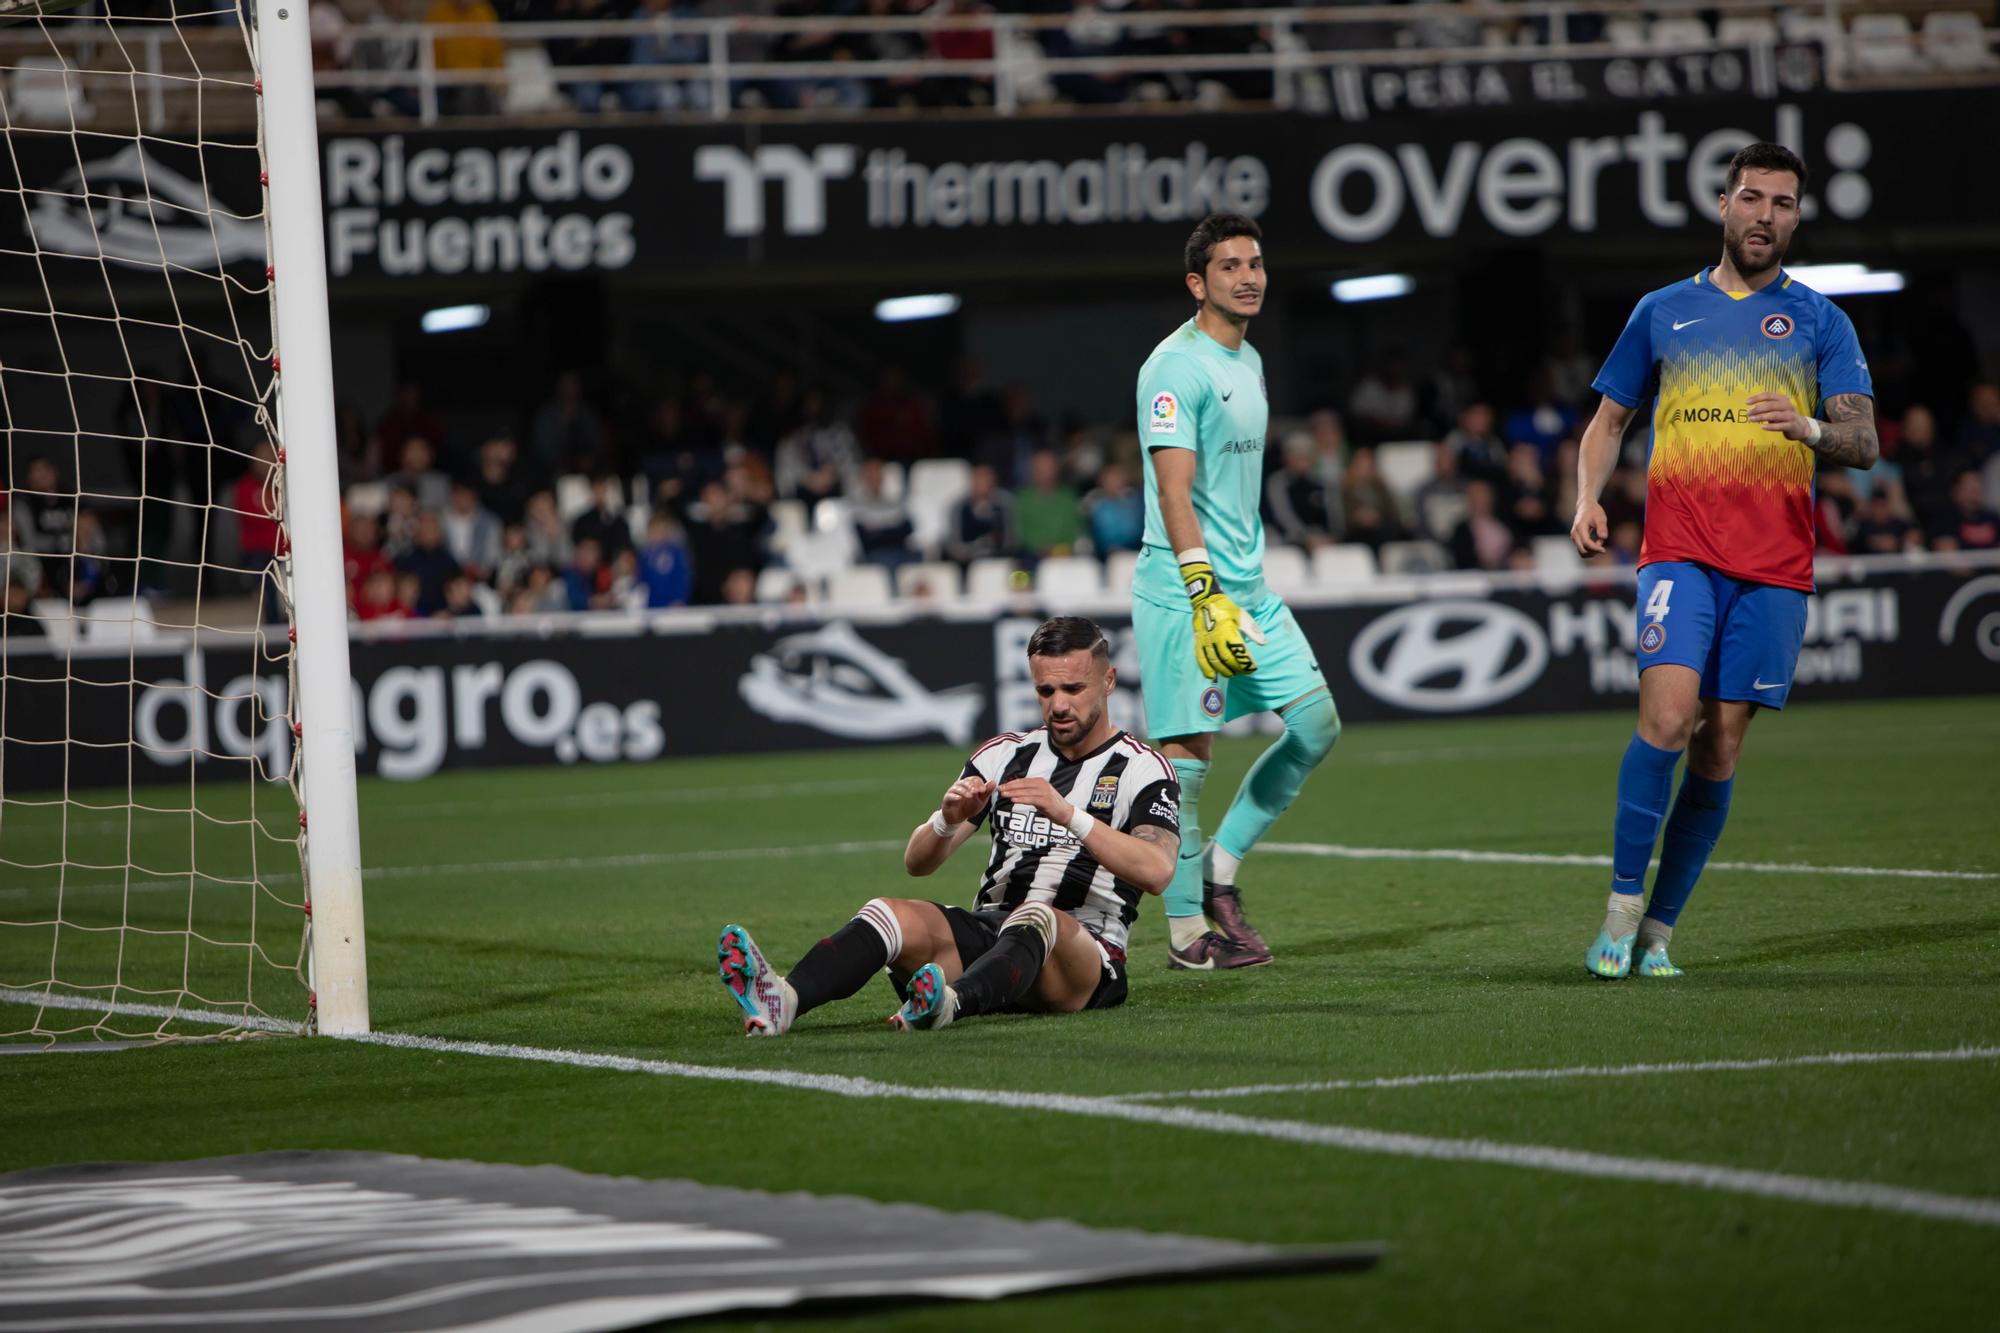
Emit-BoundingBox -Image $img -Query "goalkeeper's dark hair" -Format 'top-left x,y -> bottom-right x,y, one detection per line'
1723,142 -> 1808,198
1185,212 -> 1262,277
1027,616 -> 1111,664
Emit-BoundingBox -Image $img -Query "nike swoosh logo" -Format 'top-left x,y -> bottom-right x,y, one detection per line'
1179,850 -> 1203,861
1751,679 -> 1786,691
1672,318 -> 1705,331
1173,953 -> 1217,971
1220,389 -> 1234,401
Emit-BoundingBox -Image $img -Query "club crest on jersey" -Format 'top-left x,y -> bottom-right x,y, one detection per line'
1201,686 -> 1224,717
1089,774 -> 1120,810
1761,313 -> 1795,340
1149,391 -> 1179,434
1640,622 -> 1667,654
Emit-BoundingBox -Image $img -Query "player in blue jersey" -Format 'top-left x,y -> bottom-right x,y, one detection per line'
1131,213 -> 1341,971
1571,142 -> 1878,979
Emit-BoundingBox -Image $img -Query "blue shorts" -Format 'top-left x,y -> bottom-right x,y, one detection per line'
1635,561 -> 1809,709
1133,592 -> 1330,738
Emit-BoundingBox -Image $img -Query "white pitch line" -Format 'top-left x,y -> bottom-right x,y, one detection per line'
1261,842 -> 1998,882
1107,1047 -> 2000,1102
7,988 -> 1998,1229
339,1031 -> 2000,1230
5,838 -> 1988,903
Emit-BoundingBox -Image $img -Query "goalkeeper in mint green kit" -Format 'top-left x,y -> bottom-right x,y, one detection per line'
1133,212 -> 1341,970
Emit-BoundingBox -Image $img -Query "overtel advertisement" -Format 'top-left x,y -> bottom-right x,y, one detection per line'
4,89 -> 1992,292
4,565 -> 1996,790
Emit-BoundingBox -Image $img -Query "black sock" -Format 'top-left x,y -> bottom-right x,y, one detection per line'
950,925 -> 1050,1018
786,919 -> 889,1015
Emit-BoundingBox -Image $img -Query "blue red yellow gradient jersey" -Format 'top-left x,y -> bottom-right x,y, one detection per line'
1592,268 -> 1873,592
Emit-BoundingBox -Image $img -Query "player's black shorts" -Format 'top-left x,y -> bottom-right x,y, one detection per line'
932,902 -> 1128,1011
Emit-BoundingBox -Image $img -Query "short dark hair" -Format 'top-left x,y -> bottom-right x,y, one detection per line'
1027,616 -> 1110,664
1185,212 -> 1263,277
1723,142 -> 1809,198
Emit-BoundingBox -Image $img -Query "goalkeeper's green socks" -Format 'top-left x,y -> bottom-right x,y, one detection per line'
1211,693 -> 1341,870
1165,757 -> 1209,950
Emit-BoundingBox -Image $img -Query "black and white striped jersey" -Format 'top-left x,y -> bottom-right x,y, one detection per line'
958,728 -> 1180,953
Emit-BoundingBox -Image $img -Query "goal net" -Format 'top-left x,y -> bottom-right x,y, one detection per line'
0,0 -> 365,1043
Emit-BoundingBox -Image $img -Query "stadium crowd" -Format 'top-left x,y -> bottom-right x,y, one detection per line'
5,341 -> 2000,625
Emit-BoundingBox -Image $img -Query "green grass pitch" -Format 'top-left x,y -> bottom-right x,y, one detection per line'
5,696 -> 1999,1330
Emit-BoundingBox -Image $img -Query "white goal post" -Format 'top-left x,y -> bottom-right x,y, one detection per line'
0,0 -> 366,1040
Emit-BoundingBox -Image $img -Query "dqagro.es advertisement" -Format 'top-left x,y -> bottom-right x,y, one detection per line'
3,568 -> 1993,790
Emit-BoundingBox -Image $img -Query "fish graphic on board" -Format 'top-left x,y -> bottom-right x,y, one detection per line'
28,143 -> 267,270
738,621 -> 985,746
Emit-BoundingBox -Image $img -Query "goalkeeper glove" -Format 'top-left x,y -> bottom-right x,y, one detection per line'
1180,551 -> 1264,680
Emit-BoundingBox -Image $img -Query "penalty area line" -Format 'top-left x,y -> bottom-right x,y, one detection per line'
1106,1046 -> 2000,1103
1261,842 -> 1999,882
9,988 -> 1999,1231
337,1029 -> 2000,1232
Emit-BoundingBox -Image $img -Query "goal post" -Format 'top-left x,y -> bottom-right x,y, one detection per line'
255,0 -> 368,1036
0,0 -> 365,1041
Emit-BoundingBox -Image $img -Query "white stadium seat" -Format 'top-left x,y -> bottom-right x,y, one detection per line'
1532,534 -> 1585,579
9,58 -> 94,126
501,46 -> 568,115
1850,13 -> 1928,74
1379,539 -> 1452,575
1922,11 -> 1999,69
1605,18 -> 1649,49
554,474 -> 595,523
1262,544 -> 1311,598
827,564 -> 893,608
906,458 -> 972,557
894,560 -> 964,602
1104,548 -> 1140,597
766,498 -> 809,555
344,480 -> 388,518
1311,543 -> 1379,587
966,556 -> 1023,601
784,527 -> 859,577
1716,16 -> 1780,46
1374,441 -> 1435,514
1035,556 -> 1106,609
1650,17 -> 1712,48
756,565 -> 813,604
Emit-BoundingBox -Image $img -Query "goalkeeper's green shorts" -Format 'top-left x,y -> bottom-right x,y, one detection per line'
1131,590 -> 1329,739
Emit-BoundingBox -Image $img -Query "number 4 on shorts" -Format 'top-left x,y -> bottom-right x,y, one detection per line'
1645,578 -> 1674,622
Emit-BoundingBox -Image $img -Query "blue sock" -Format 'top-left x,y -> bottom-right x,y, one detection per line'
1645,771 -> 1734,928
1610,734 -> 1681,901
1164,758 -> 1208,919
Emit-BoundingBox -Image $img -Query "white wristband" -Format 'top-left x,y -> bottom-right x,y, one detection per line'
1065,807 -> 1097,841
1805,417 -> 1823,447
1175,546 -> 1211,568
930,809 -> 961,838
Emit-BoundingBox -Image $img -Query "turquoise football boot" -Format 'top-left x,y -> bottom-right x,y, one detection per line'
887,962 -> 959,1031
1636,942 -> 1685,978
1585,928 -> 1635,980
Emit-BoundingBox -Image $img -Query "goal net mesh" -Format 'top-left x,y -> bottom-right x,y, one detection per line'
0,0 -> 313,1043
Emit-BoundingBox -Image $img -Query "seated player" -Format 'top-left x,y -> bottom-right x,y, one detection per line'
718,616 -> 1180,1034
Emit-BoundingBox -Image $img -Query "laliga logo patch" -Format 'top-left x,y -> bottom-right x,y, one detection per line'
1761,314 -> 1795,340
1640,622 -> 1667,654
1149,391 -> 1178,434
1201,686 -> 1224,717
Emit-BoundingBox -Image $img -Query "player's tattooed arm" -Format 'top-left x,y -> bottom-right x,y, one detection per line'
1813,394 -> 1880,469
1747,391 -> 1879,469
1131,822 -> 1182,866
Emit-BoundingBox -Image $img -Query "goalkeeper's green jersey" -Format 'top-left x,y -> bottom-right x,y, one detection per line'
1133,317 -> 1271,610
